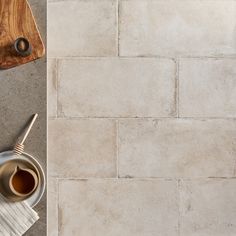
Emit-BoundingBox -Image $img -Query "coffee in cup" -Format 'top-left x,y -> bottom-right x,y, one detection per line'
9,166 -> 38,197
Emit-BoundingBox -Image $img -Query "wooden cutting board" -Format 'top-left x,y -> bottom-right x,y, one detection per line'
0,0 -> 45,69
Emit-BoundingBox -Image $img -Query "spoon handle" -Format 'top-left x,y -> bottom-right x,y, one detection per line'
14,114 -> 38,155
20,113 -> 38,145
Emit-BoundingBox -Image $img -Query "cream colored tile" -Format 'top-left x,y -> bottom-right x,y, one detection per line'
180,179 -> 236,236
48,0 -> 117,57
48,119 -> 116,177
48,178 -> 58,236
179,59 -> 236,117
120,0 -> 236,56
58,58 -> 176,117
119,119 -> 236,178
59,179 -> 178,236
48,59 -> 57,117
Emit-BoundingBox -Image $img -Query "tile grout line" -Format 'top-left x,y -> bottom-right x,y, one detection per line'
50,176 -> 236,181
57,178 -> 60,236
233,159 -> 236,176
47,55 -> 236,60
177,179 -> 181,236
55,58 -> 59,119
50,116 -> 236,121
56,58 -> 60,118
117,0 -> 120,57
57,178 -> 61,236
116,120 -> 119,178
177,59 -> 180,118
174,58 -> 179,118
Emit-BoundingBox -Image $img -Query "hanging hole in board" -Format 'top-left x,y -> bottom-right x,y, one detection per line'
14,37 -> 32,57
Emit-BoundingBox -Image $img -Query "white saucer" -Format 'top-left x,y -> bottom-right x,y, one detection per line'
0,151 -> 45,208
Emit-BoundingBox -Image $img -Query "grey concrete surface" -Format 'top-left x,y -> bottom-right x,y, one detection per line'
0,0 -> 47,235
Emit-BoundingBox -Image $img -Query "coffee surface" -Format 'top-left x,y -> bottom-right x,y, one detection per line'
12,170 -> 35,195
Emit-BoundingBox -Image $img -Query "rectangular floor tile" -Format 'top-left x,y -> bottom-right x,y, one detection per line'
179,59 -> 236,117
180,179 -> 236,236
59,179 -> 178,236
48,119 -> 117,177
120,0 -> 236,56
119,119 -> 236,178
58,58 -> 176,117
48,0 -> 117,57
48,59 -> 57,117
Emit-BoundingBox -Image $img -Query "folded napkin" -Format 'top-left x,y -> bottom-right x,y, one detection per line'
0,194 -> 39,236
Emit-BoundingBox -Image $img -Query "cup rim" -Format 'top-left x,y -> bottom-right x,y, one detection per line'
9,166 -> 39,197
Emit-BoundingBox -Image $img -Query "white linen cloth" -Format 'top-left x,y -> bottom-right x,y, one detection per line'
0,194 -> 39,236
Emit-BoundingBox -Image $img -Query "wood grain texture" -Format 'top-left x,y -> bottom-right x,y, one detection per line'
0,0 -> 45,69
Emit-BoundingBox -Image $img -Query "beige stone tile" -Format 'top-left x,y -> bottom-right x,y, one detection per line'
179,59 -> 236,117
48,59 -> 57,117
48,119 -> 117,177
48,178 -> 58,236
48,0 -> 117,57
119,119 -> 236,178
180,179 -> 236,236
59,179 -> 178,236
119,0 -> 236,56
58,58 -> 176,117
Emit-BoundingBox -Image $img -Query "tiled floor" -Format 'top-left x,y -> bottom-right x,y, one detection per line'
48,1 -> 236,235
